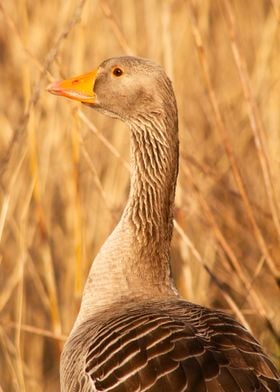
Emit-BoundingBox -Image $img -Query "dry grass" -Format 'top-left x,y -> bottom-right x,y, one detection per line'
0,0 -> 280,390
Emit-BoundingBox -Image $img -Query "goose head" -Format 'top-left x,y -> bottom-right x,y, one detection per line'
47,56 -> 175,123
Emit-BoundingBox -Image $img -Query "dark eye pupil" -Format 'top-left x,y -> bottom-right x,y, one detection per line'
113,68 -> 123,76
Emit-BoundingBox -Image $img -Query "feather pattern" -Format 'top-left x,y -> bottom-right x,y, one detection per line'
61,300 -> 279,391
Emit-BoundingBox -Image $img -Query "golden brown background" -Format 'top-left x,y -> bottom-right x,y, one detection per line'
0,0 -> 280,390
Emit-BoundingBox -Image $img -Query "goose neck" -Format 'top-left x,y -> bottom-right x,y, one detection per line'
123,112 -> 179,248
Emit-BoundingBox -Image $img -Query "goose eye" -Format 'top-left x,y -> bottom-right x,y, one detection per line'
112,67 -> 123,77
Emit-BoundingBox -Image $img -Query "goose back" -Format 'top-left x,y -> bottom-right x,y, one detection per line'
61,299 -> 280,392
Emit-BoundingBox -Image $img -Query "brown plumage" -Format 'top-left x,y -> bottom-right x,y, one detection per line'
48,56 -> 280,392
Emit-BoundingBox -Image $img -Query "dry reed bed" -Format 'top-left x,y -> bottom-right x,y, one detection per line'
0,0 -> 279,390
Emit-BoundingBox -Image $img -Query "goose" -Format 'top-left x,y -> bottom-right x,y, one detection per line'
48,56 -> 280,392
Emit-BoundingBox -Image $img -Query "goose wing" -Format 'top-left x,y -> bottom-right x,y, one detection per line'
81,302 -> 280,392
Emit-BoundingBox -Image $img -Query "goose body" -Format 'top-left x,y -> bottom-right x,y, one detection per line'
48,56 -> 280,391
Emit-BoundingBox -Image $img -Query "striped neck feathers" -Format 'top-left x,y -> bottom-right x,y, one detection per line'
123,108 -> 179,253
76,80 -> 179,321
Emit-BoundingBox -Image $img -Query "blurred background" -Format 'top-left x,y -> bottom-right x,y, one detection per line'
0,0 -> 280,390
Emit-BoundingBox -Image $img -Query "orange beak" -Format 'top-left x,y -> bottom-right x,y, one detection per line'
47,69 -> 98,104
